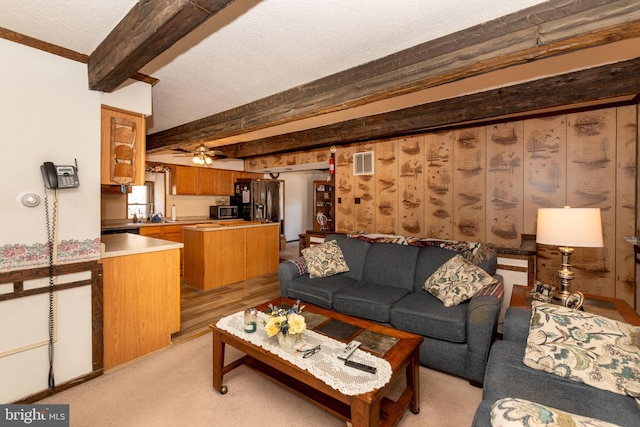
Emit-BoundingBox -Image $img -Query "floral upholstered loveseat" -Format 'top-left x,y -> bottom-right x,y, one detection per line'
278,233 -> 504,385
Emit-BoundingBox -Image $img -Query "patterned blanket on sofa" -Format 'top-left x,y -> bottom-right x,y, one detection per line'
346,232 -> 497,267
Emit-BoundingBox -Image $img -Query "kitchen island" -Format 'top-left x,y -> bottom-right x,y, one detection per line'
101,233 -> 182,369
183,221 -> 280,290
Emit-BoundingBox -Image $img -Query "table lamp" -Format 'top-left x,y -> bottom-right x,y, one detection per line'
536,207 -> 603,302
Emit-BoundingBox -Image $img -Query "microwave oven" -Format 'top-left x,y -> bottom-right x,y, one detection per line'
210,205 -> 238,220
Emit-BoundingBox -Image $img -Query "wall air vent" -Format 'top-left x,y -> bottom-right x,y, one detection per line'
353,151 -> 374,176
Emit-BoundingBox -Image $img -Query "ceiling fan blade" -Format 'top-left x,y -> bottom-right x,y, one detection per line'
172,147 -> 194,154
206,150 -> 228,158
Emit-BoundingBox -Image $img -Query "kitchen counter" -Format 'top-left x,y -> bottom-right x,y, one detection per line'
100,217 -> 239,232
182,221 -> 277,231
100,233 -> 183,258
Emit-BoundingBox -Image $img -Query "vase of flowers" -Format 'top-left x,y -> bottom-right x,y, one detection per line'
264,300 -> 306,348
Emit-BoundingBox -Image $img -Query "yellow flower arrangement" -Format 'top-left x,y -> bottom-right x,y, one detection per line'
264,300 -> 306,337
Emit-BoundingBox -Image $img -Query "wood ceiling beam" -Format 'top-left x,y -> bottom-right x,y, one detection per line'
146,0 -> 640,153
88,0 -> 234,92
0,27 -> 159,87
223,57 -> 640,158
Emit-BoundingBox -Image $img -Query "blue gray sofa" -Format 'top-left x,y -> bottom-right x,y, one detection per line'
472,306 -> 640,427
278,233 -> 503,385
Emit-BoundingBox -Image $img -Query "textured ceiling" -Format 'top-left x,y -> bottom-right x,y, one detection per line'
1,0 -> 547,135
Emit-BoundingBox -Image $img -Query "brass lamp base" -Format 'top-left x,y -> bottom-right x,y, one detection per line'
553,246 -> 575,303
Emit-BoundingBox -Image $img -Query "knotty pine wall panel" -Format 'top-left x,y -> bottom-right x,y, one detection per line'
486,122 -> 524,248
398,136 -> 426,235
354,142 -> 376,232
246,105 -> 637,306
335,146 -> 355,233
566,108 -> 617,297
425,131 -> 454,239
615,105 -> 637,304
375,139 -> 399,234
452,127 -> 486,241
522,115 -> 567,235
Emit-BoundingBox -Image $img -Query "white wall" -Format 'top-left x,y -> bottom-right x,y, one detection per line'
0,39 -> 101,268
281,170 -> 329,241
0,38 -> 151,403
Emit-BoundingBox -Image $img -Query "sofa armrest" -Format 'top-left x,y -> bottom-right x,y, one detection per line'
492,273 -> 503,286
502,306 -> 532,343
466,295 -> 501,384
278,260 -> 305,297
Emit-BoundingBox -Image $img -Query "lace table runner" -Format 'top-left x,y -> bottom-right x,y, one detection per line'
216,311 -> 393,396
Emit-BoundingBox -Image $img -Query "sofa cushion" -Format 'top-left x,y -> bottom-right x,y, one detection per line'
361,243 -> 420,292
302,240 -> 350,278
481,340 -> 640,427
424,255 -> 496,307
389,292 -> 467,343
332,282 -> 409,323
490,398 -> 620,427
524,302 -> 640,397
325,234 -> 371,281
286,275 -> 356,309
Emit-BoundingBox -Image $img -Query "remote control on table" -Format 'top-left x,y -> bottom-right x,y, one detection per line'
337,340 -> 361,360
345,359 -> 377,374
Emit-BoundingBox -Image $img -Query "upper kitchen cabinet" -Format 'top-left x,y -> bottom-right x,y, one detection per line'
171,165 -> 199,195
233,171 -> 263,183
214,169 -> 235,195
198,168 -> 218,195
171,166 -> 237,196
100,106 -> 146,186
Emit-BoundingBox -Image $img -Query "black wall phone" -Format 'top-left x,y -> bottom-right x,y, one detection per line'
41,161 -> 80,189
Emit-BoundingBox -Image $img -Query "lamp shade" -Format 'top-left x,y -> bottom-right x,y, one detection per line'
536,207 -> 603,247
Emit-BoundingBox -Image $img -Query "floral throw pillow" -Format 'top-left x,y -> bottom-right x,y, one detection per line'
301,240 -> 350,278
423,254 -> 496,307
524,302 -> 640,397
490,397 -> 621,427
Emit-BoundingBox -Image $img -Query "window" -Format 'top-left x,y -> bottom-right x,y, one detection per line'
127,182 -> 154,219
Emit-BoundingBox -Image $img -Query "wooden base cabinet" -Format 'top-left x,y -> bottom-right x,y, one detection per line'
183,223 -> 279,290
140,224 -> 185,271
102,248 -> 180,370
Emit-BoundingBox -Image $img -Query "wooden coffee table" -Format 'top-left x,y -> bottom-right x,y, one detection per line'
210,297 -> 423,427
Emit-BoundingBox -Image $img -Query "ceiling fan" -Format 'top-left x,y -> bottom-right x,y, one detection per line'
172,143 -> 228,165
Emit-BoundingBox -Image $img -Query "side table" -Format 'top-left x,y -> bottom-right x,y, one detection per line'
510,285 -> 640,326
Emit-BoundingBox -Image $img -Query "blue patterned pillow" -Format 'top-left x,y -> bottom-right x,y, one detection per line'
490,398 -> 621,427
524,302 -> 640,397
424,254 -> 496,307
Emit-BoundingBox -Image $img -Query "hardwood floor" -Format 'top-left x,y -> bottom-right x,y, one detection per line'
171,241 -> 300,343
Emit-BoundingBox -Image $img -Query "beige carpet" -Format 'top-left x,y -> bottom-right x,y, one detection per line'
41,332 -> 482,426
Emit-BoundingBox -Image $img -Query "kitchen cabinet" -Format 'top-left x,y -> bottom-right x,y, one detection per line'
233,171 -> 263,183
198,168 -> 218,194
313,180 -> 334,231
183,222 -> 279,290
101,234 -> 181,370
171,165 -> 199,195
140,224 -> 185,270
170,166 -> 242,196
101,106 -> 146,186
214,169 -> 235,195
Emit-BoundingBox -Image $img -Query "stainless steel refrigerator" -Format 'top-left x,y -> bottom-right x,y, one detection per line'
250,180 -> 281,224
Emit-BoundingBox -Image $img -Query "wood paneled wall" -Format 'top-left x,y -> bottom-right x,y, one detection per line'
247,105 -> 637,305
